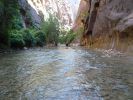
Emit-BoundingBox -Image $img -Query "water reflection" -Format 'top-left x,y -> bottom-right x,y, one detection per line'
0,47 -> 133,100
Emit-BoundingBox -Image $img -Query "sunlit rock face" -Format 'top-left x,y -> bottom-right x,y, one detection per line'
19,0 -> 81,29
73,0 -> 89,31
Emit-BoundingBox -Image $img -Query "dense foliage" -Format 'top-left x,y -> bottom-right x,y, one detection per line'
59,30 -> 76,46
0,0 -> 76,49
41,14 -> 60,46
10,29 -> 45,48
34,31 -> 46,47
9,14 -> 60,48
22,29 -> 36,47
10,30 -> 25,48
0,0 -> 23,48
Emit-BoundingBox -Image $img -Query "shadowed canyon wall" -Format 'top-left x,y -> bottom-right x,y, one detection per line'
78,0 -> 133,52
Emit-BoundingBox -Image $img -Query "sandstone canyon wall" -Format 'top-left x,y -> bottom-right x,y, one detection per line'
18,0 -> 80,29
79,0 -> 133,52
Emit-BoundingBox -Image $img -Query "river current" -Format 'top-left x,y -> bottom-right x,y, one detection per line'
0,46 -> 133,100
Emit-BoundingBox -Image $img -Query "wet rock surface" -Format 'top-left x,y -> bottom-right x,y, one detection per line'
0,47 -> 133,100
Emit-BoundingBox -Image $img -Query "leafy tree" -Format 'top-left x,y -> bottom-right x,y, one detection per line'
41,14 -> 60,46
34,31 -> 46,47
59,29 -> 76,46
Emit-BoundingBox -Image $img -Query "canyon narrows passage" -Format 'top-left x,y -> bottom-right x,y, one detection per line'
0,0 -> 133,100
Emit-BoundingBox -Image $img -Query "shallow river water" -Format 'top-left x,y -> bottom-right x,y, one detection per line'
0,46 -> 133,100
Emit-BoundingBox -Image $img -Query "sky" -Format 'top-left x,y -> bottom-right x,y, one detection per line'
68,0 -> 81,20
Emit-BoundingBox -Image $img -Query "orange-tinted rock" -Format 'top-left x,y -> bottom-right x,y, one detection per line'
79,0 -> 133,51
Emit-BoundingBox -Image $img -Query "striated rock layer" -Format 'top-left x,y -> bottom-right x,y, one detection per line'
79,0 -> 133,52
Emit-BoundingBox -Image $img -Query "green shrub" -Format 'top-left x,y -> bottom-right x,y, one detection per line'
10,30 -> 25,48
58,35 -> 66,44
21,29 -> 35,47
59,30 -> 76,45
34,31 -> 46,46
65,32 -> 76,45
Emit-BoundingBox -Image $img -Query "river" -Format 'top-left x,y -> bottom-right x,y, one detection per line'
0,46 -> 133,100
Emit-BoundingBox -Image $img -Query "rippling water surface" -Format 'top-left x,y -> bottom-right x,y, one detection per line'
0,46 -> 133,100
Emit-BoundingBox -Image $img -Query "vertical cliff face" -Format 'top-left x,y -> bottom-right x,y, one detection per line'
73,0 -> 89,31
79,0 -> 133,51
18,0 -> 81,29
